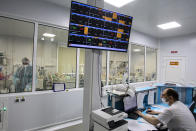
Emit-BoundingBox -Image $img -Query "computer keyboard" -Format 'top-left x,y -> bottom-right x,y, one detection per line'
138,108 -> 145,112
128,112 -> 139,120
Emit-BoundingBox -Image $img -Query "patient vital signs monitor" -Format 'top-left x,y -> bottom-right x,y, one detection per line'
68,1 -> 133,52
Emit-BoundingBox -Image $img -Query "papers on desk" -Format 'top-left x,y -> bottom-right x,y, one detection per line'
148,90 -> 155,105
138,117 -> 153,124
137,92 -> 146,109
112,90 -> 126,96
127,118 -> 157,131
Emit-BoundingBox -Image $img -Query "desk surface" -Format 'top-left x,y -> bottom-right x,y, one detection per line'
126,104 -> 168,131
108,86 -> 157,96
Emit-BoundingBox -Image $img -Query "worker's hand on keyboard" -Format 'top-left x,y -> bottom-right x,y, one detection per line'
135,110 -> 142,116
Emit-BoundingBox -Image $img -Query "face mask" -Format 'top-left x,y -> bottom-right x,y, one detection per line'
161,98 -> 169,104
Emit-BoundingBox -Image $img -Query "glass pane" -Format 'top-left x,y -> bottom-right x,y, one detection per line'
79,49 -> 85,88
0,17 -> 34,93
130,44 -> 145,83
109,51 -> 128,85
101,51 -> 107,86
36,25 -> 76,90
146,47 -> 157,81
58,47 -> 76,89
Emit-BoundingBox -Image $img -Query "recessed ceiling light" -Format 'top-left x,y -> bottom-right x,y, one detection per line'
43,33 -> 56,38
157,22 -> 181,30
133,49 -> 141,52
104,0 -> 135,8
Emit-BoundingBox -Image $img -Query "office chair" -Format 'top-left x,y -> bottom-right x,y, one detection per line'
189,101 -> 196,115
190,95 -> 196,120
156,123 -> 168,131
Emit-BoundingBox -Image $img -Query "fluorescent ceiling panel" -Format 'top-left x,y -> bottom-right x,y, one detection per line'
104,0 -> 135,8
157,22 -> 181,30
133,49 -> 141,52
43,33 -> 56,38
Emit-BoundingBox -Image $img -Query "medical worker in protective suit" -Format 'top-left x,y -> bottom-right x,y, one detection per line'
13,57 -> 32,92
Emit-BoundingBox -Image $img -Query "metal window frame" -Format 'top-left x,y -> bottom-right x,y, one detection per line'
0,14 -> 78,94
105,42 -> 158,86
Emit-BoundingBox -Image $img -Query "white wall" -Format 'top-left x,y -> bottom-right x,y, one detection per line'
159,33 -> 196,84
130,30 -> 158,48
0,0 -> 70,27
0,89 -> 83,131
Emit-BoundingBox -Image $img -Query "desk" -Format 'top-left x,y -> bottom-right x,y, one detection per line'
126,104 -> 168,131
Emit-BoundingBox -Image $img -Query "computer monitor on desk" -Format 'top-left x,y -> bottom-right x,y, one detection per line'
123,95 -> 137,112
123,95 -> 139,119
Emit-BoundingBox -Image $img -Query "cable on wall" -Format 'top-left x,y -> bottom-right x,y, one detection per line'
97,50 -> 105,108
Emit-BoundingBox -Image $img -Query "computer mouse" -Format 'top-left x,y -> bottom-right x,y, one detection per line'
146,108 -> 152,113
146,110 -> 151,113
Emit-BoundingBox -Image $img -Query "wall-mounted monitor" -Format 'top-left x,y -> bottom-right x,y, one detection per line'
68,1 -> 133,52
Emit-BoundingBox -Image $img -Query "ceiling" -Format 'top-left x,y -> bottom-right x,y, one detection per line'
41,0 -> 196,38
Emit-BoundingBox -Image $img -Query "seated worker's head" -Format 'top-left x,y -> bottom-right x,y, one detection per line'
22,57 -> 30,66
161,88 -> 179,106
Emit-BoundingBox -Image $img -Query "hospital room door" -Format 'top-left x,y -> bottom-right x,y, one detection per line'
162,57 -> 186,84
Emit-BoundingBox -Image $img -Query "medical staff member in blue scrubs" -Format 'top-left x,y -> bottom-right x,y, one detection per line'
136,88 -> 196,131
13,57 -> 32,92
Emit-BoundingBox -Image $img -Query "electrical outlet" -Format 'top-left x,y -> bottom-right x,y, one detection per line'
15,97 -> 19,103
21,96 -> 25,102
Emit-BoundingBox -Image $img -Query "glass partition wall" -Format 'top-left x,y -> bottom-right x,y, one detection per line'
0,16 -> 157,94
109,51 -> 129,85
146,47 -> 157,81
79,50 -> 107,88
36,25 -> 76,90
130,44 -> 145,83
0,17 -> 34,93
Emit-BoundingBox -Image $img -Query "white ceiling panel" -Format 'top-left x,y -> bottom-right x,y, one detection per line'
103,0 -> 196,38
2,0 -> 196,38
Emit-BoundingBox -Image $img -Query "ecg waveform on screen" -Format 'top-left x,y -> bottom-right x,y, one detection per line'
68,1 -> 133,52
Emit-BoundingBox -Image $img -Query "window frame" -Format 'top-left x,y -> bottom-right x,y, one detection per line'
35,24 -> 78,90
0,15 -> 80,95
107,43 -> 158,86
0,16 -> 35,94
145,46 -> 158,81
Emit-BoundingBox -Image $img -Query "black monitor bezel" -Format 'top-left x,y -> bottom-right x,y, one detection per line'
67,0 -> 133,52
